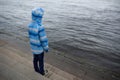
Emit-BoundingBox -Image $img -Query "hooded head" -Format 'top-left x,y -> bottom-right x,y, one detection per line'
31,7 -> 44,24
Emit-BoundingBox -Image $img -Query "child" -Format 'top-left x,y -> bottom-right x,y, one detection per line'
28,7 -> 49,75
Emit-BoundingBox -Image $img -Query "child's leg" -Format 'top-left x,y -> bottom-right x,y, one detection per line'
38,52 -> 44,74
33,54 -> 39,72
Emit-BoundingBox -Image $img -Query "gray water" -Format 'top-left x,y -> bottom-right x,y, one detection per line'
0,0 -> 120,80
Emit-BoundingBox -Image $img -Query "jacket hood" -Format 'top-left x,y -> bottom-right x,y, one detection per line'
31,7 -> 44,24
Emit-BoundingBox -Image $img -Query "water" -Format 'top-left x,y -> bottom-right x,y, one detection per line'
0,0 -> 120,79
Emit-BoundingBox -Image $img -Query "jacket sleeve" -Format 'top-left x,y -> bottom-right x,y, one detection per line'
38,26 -> 49,52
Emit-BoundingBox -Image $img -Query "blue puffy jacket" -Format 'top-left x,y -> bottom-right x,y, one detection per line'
28,7 -> 49,54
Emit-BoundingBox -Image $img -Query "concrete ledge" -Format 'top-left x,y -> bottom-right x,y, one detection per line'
0,40 -> 80,80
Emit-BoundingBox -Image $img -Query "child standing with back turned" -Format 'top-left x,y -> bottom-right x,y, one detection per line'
28,7 -> 49,75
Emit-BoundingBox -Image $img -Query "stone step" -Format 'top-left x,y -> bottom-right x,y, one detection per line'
0,46 -> 49,80
0,40 -> 80,80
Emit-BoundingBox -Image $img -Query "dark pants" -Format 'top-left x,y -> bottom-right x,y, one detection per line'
33,52 -> 44,74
